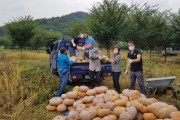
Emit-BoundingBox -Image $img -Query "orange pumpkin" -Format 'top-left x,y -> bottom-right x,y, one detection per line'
93,98 -> 104,106
67,110 -> 79,119
86,89 -> 96,96
56,104 -> 67,112
94,86 -> 108,94
119,106 -> 137,120
78,91 -> 86,98
66,91 -> 78,99
73,86 -> 80,92
102,115 -> 118,120
63,98 -> 75,106
73,100 -> 83,108
114,99 -> 127,107
113,106 -> 125,116
171,111 -> 180,120
52,115 -> 66,120
103,101 -> 115,110
46,104 -> 57,111
79,86 -> 89,92
143,113 -> 157,120
138,98 -> 153,106
130,90 -> 141,100
76,104 -> 86,113
104,93 -> 119,102
82,96 -> 94,103
97,109 -> 112,117
131,101 -> 148,113
49,97 -> 63,106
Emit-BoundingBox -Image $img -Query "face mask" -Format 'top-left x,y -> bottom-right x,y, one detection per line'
94,48 -> 98,51
129,46 -> 135,51
114,50 -> 118,54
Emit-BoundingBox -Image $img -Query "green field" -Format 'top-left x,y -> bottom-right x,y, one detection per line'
0,50 -> 179,120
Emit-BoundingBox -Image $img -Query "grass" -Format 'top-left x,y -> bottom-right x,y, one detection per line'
0,50 -> 179,120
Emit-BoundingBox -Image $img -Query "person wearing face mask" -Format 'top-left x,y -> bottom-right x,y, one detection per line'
108,46 -> 121,93
125,41 -> 147,96
54,47 -> 74,97
89,43 -> 103,86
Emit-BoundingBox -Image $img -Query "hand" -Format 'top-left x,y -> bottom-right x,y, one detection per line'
99,56 -> 102,60
109,59 -> 114,63
128,59 -> 133,64
73,43 -> 76,47
125,70 -> 128,76
82,47 -> 85,50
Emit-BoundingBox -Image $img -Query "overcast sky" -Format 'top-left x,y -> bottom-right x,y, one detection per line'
0,0 -> 179,26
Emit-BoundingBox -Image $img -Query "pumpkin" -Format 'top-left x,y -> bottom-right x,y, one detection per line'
102,115 -> 118,120
130,90 -> 141,100
88,108 -> 98,119
97,109 -> 112,117
46,104 -> 57,111
82,96 -> 94,103
143,113 -> 157,120
93,117 -> 102,120
166,105 -> 178,117
49,97 -> 63,106
86,103 -> 93,108
149,98 -> 158,103
93,98 -> 104,106
61,94 -> 66,99
94,103 -> 105,111
73,100 -> 83,108
94,86 -> 108,94
70,56 -> 77,62
53,115 -> 66,120
68,106 -> 75,111
86,89 -> 96,96
106,90 -> 118,95
131,101 -> 148,113
67,110 -> 79,120
113,106 -> 125,116
76,104 -> 86,113
79,86 -> 89,92
66,91 -> 78,99
63,98 -> 75,106
135,112 -> 143,120
114,99 -> 127,107
76,46 -> 84,51
73,86 -> 80,92
78,91 -> 86,98
104,93 -> 119,102
80,110 -> 91,120
119,106 -> 137,120
103,101 -> 115,110
56,104 -> 67,112
138,98 -> 154,106
170,111 -> 180,120
119,95 -> 129,101
147,102 -> 169,119
125,101 -> 132,107
122,89 -> 131,98
96,93 -> 106,99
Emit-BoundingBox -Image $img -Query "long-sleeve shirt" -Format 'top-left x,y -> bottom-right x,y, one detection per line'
89,49 -> 102,71
57,54 -> 73,70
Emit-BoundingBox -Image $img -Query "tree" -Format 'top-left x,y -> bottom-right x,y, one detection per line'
88,0 -> 129,57
5,15 -> 36,53
65,22 -> 88,37
0,36 -> 13,49
30,27 -> 62,49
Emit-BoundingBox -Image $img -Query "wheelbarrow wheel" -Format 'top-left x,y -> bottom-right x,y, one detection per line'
165,87 -> 177,99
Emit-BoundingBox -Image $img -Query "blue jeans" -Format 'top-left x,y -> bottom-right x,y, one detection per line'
55,70 -> 69,96
68,47 -> 76,56
130,71 -> 147,96
112,72 -> 121,92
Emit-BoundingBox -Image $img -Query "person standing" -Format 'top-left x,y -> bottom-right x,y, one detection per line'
125,41 -> 147,96
109,46 -> 121,93
69,33 -> 84,57
82,32 -> 95,58
89,43 -> 103,86
54,48 -> 74,97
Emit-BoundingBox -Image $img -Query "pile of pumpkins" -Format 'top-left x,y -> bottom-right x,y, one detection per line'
46,86 -> 180,120
69,56 -> 87,63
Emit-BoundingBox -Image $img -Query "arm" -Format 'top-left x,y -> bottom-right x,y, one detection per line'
130,54 -> 141,63
84,44 -> 92,49
65,56 -> 74,66
109,55 -> 120,64
71,39 -> 76,47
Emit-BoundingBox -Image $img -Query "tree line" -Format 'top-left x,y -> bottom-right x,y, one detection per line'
67,0 -> 180,58
0,0 -> 179,58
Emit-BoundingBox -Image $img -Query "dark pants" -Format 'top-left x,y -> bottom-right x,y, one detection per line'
89,70 -> 101,85
112,72 -> 121,92
130,71 -> 147,96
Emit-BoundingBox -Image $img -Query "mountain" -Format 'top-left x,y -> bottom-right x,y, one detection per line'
36,11 -> 89,37
0,11 -> 89,37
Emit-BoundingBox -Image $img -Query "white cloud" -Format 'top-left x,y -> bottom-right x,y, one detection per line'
0,0 -> 179,26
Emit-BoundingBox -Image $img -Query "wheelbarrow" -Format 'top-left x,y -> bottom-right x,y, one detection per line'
145,76 -> 176,96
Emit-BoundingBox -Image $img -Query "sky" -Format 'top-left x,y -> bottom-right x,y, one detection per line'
0,0 -> 180,26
